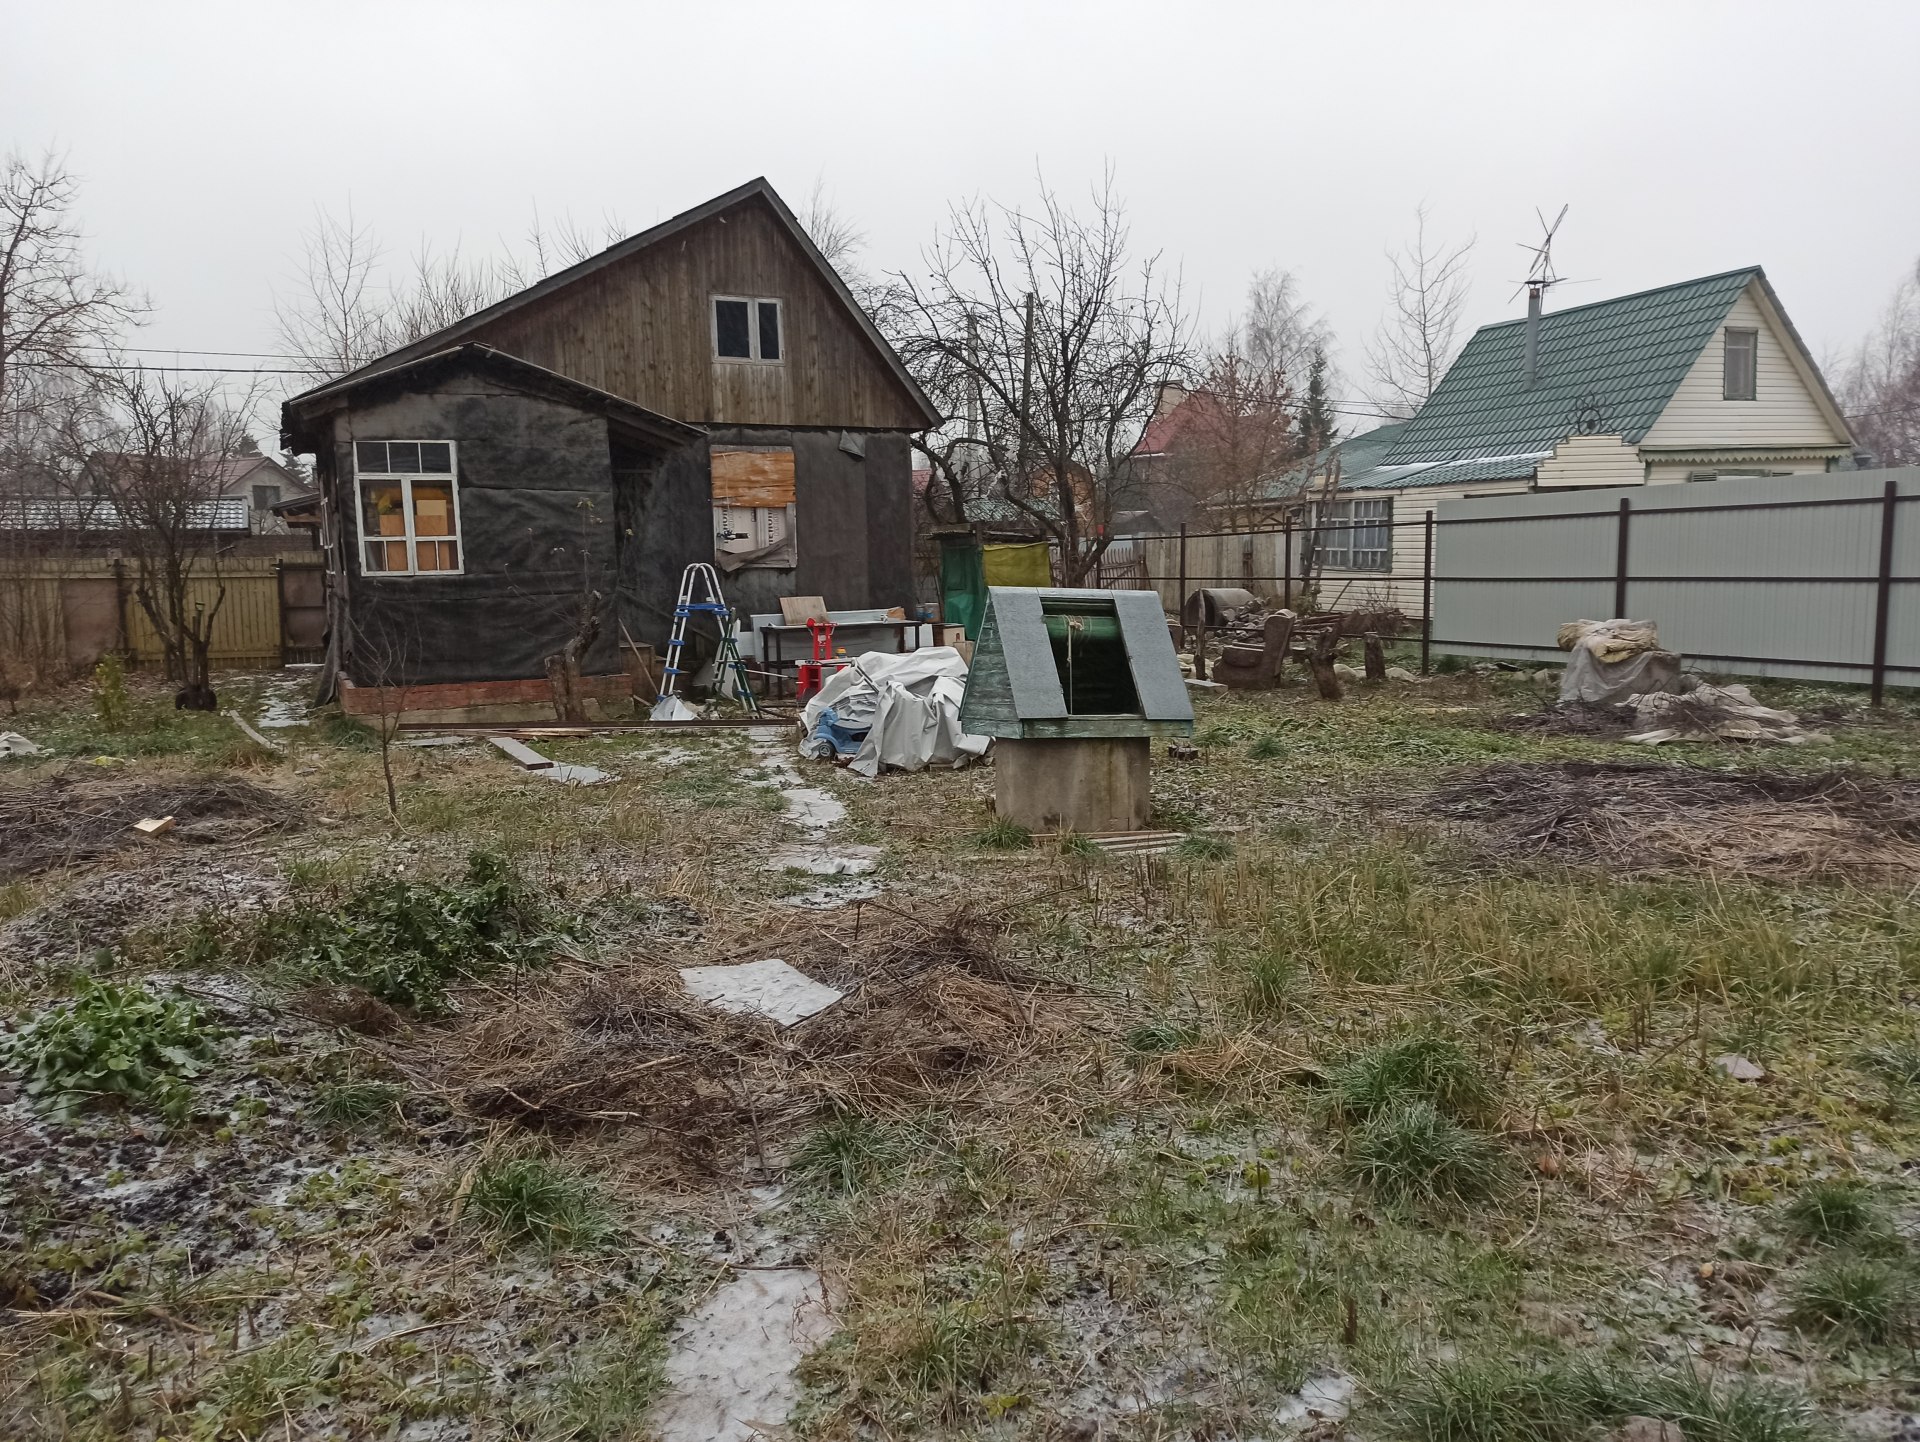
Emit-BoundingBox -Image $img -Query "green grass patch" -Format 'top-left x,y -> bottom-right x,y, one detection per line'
201,850 -> 554,1016
310,1080 -> 404,1133
465,1155 -> 611,1252
1788,1256 -> 1917,1347
793,1110 -> 913,1196
1344,1101 -> 1510,1207
1247,733 -> 1287,760
1780,1179 -> 1887,1248
2,974 -> 220,1122
1177,832 -> 1233,861
1328,1032 -> 1497,1124
971,816 -> 1032,851
1392,1356 -> 1826,1442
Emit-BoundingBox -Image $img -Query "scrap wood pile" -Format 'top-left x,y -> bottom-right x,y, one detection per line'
0,773 -> 303,880
393,899 -> 1082,1169
1425,760 -> 1920,882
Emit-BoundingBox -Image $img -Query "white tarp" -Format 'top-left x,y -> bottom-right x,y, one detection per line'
1626,683 -> 1828,746
1557,618 -> 1683,704
798,646 -> 991,777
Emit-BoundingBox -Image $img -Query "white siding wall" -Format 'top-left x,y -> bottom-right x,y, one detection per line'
1315,486 -> 1527,617
1644,458 -> 1833,486
1535,433 -> 1643,488
1639,285 -> 1849,450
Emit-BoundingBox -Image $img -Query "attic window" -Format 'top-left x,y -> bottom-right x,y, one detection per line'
1040,597 -> 1141,716
1723,327 -> 1758,401
714,296 -> 782,363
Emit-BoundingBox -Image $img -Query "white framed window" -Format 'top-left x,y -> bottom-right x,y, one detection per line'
1316,497 -> 1392,571
713,295 -> 783,363
1723,327 -> 1758,401
352,439 -> 463,577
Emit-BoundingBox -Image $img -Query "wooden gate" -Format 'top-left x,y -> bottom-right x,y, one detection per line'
60,577 -> 122,669
278,560 -> 327,664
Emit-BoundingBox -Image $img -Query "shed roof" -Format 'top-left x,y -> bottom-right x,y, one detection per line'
281,344 -> 703,453
287,178 -> 939,430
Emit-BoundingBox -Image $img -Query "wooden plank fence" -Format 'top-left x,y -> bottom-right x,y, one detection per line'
0,555 -> 325,679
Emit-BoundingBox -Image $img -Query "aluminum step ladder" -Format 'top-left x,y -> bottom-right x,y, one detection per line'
652,563 -> 760,720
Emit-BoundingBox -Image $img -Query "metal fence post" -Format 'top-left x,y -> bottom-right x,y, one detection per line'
1282,515 -> 1292,606
1421,509 -> 1435,674
1177,523 -> 1187,618
1872,478 -> 1899,706
1613,497 -> 1632,618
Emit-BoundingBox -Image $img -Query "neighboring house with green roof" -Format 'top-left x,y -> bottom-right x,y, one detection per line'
1282,267 -> 1855,612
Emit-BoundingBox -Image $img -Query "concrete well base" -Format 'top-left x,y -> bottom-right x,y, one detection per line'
994,737 -> 1151,834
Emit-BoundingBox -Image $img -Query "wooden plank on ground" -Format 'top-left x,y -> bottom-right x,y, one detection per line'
488,735 -> 554,770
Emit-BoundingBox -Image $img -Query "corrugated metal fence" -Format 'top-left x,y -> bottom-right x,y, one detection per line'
1432,467 -> 1920,694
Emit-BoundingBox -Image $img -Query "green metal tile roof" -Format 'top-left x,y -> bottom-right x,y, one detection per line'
1344,452 -> 1543,490
1378,267 -> 1759,469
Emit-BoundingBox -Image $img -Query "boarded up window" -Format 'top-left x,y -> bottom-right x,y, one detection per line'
712,447 -> 796,568
710,448 -> 796,507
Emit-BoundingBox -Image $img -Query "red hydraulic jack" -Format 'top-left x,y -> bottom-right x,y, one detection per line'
795,617 -> 839,703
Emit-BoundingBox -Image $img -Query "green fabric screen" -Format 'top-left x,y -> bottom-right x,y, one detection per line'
940,540 -> 1053,639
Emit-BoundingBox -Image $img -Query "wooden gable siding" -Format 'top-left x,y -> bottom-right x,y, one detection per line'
446,197 -> 925,432
1639,285 -> 1849,451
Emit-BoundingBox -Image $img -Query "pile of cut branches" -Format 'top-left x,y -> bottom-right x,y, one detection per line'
1424,760 -> 1920,881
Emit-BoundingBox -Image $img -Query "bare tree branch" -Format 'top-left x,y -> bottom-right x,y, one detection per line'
1843,256 -> 1920,468
1363,205 -> 1475,420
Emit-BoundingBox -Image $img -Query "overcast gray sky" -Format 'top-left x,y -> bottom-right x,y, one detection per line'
6,0 -> 1918,422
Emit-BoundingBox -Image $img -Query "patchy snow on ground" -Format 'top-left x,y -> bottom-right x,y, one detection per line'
650,1266 -> 834,1442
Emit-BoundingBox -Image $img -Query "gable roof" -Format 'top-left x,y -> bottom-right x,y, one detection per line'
289,178 -> 938,429
1379,268 -> 1763,470
281,344 -> 703,453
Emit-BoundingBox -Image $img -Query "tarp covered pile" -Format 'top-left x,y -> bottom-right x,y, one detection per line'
1557,619 -> 1681,704
1555,618 -> 1826,745
798,647 -> 991,778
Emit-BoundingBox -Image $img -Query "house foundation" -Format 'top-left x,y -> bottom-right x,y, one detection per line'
339,673 -> 632,726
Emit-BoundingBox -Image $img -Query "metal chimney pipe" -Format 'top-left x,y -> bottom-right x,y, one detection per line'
1523,283 -> 1542,389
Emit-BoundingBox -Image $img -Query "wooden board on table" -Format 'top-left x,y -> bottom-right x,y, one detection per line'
779,595 -> 830,624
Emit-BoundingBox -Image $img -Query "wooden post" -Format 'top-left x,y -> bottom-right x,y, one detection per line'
1871,478 -> 1899,706
1421,509 -> 1435,675
1308,627 -> 1343,701
1363,633 -> 1386,683
1193,598 -> 1209,681
1613,497 -> 1632,619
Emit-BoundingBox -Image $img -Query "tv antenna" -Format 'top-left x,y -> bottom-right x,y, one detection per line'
1512,204 -> 1569,302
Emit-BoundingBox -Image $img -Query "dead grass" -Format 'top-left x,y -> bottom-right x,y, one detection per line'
382,898 -> 1086,1177
0,769 -> 302,879
1424,759 -> 1920,880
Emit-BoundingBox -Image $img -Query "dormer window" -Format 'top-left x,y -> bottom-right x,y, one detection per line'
1723,327 -> 1757,400
714,296 -> 782,362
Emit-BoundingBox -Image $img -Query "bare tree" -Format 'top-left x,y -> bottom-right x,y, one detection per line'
888,173 -> 1192,579
1242,269 -> 1333,392
1157,339 -> 1298,527
275,205 -> 393,381
98,370 -> 260,708
1364,205 -> 1475,420
1843,257 -> 1920,468
278,204 -> 629,383
0,149 -> 145,435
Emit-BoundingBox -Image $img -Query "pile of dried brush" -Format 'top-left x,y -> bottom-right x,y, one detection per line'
0,773 -> 303,879
1424,760 -> 1920,882
394,898 -> 1080,1171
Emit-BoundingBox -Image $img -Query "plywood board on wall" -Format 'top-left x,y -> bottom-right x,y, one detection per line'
710,447 -> 796,507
